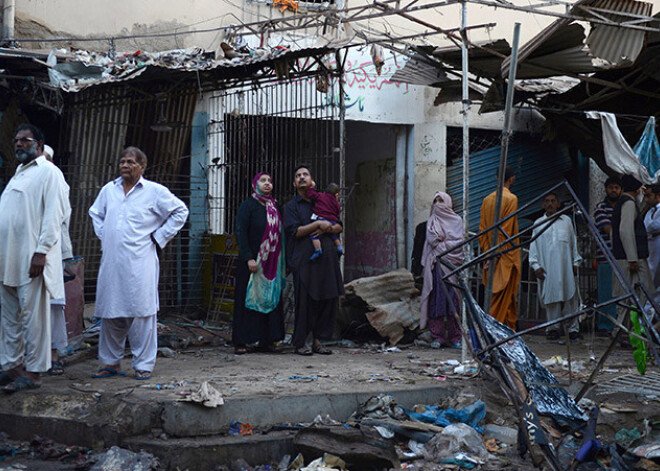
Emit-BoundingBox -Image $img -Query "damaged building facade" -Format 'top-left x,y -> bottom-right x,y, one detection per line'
1,0 -> 657,328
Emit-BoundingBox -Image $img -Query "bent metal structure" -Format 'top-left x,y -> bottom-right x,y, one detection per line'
435,180 -> 660,470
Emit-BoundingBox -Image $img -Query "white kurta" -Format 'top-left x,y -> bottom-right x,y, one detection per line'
89,177 -> 189,318
0,156 -> 68,299
529,214 -> 582,305
644,203 -> 660,288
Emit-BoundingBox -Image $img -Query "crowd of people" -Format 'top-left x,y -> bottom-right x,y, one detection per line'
1,123 -> 658,395
419,166 -> 660,348
0,124 -> 189,393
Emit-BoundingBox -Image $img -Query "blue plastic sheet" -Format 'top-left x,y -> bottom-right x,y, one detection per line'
635,117 -> 660,180
404,400 -> 487,433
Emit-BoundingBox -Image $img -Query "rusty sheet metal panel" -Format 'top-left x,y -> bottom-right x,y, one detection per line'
60,86 -> 199,309
585,0 -> 653,65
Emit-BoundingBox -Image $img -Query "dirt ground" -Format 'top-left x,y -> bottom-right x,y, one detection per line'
0,319 -> 657,470
47,325 -> 641,400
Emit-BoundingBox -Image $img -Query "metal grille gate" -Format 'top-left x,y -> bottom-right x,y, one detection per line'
205,78 -> 341,321
208,78 -> 341,235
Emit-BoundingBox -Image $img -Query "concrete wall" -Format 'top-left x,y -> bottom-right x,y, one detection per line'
413,122 -> 447,228
343,121 -> 398,282
14,0 -> 558,51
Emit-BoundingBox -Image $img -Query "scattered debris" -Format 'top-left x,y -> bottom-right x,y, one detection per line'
178,381 -> 224,408
406,400 -> 487,432
90,446 -> 159,471
228,421 -> 253,437
343,269 -> 420,345
294,427 -> 400,470
301,453 -> 346,471
422,423 -> 489,464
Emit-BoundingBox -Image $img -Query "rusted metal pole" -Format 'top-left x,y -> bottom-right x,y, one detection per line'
484,22 -> 521,313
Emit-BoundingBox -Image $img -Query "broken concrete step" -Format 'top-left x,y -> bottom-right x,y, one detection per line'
126,431 -> 296,470
0,384 -> 459,448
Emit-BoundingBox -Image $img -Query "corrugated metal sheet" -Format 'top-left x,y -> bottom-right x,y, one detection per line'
585,0 -> 652,65
504,23 -> 596,78
390,56 -> 450,87
447,139 -> 572,232
61,85 -> 198,305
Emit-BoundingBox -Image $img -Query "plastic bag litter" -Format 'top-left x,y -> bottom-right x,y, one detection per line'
90,446 -> 159,471
470,297 -> 586,424
422,423 -> 489,463
300,453 -> 347,471
635,117 -> 660,181
405,400 -> 486,432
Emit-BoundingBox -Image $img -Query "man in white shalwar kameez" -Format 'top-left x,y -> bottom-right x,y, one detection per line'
643,184 -> 660,332
0,124 -> 69,392
43,144 -> 73,376
529,193 -> 582,342
89,147 -> 188,380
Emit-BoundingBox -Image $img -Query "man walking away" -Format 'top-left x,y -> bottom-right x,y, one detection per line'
529,192 -> 582,343
479,165 -> 521,330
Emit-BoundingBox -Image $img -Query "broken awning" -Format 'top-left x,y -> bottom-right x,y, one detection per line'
0,45 -> 336,93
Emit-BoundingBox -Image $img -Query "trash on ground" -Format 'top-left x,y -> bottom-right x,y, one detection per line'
228,421 -> 253,437
353,393 -> 408,421
405,400 -> 487,432
343,269 -> 420,345
90,446 -> 159,471
482,424 -> 517,445
422,423 -> 489,463
615,427 -> 643,445
178,381 -> 224,407
633,441 -> 660,460
294,427 -> 400,470
300,453 -> 346,471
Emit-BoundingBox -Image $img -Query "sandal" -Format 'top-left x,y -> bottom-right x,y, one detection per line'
3,376 -> 40,393
234,346 -> 248,355
295,347 -> 313,356
256,343 -> 282,354
134,370 -> 152,380
312,344 -> 333,355
430,340 -> 443,349
48,360 -> 65,376
0,372 -> 15,386
91,367 -> 126,379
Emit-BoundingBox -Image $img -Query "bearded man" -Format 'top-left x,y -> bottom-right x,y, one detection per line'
0,124 -> 70,393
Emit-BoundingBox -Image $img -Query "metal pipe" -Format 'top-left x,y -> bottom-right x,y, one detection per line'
3,0 -> 14,40
441,202 -> 577,279
460,0 -> 470,363
336,49 -> 346,276
438,179 -> 568,262
562,183 -> 660,370
484,22 -> 520,314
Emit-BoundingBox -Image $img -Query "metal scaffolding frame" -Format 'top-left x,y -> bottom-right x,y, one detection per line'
435,180 -> 660,471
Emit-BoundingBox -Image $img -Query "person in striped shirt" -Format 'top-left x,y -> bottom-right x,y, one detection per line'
593,176 -> 621,333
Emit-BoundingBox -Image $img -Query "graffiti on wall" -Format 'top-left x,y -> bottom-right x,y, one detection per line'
288,54 -> 410,115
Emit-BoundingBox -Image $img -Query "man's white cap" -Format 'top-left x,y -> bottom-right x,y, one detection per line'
43,144 -> 54,160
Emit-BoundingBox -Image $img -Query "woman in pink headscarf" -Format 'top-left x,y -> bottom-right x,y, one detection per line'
233,172 -> 285,354
420,191 -> 464,349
